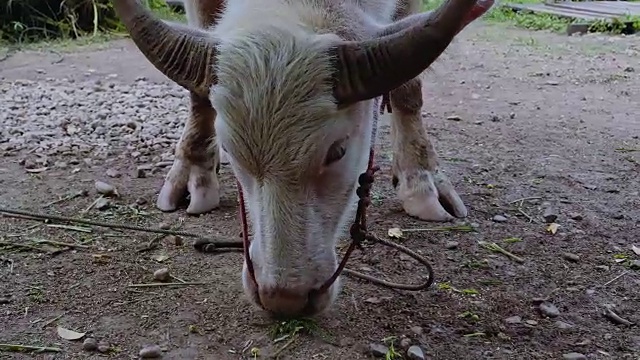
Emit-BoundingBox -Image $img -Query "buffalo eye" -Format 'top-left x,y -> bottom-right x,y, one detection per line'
324,138 -> 347,166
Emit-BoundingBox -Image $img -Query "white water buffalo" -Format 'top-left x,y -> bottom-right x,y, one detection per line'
112,0 -> 494,317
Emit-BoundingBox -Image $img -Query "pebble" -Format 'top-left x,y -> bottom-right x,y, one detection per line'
368,343 -> 389,357
135,197 -> 148,205
134,166 -> 147,178
95,181 -> 116,196
410,326 -> 424,335
106,168 -> 120,178
542,206 -> 558,223
505,315 -> 522,324
166,235 -> 183,246
562,252 -> 580,262
539,302 -> 560,318
153,268 -> 170,282
82,337 -> 98,351
95,198 -> 110,211
555,321 -> 574,329
562,352 -> 586,360
445,241 -> 459,250
97,342 -> 110,353
399,338 -> 411,349
446,115 -> 462,121
630,260 -> 640,270
159,222 -> 171,230
0,297 -> 11,304
492,215 -> 508,223
407,345 -> 425,360
139,344 -> 162,358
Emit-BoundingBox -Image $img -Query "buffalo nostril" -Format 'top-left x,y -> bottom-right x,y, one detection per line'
258,287 -> 311,317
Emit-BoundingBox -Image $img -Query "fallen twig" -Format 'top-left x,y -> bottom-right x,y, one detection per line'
508,196 -> 542,204
517,208 -> 537,223
41,312 -> 67,328
0,241 -> 44,252
601,271 -> 629,287
46,224 -> 92,233
127,282 -> 208,288
615,147 -> 640,153
399,225 -> 476,233
28,238 -> 91,249
478,241 -> 525,264
0,343 -> 62,353
81,196 -> 103,215
270,334 -> 299,359
603,307 -> 634,326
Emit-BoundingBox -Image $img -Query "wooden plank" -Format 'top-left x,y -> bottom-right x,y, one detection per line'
548,1 -> 640,16
505,3 -> 620,20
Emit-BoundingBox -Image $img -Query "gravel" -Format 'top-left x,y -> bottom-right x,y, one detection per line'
0,78 -> 187,163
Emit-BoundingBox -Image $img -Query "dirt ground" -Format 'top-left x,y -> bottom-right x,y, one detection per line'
1,21 -> 639,360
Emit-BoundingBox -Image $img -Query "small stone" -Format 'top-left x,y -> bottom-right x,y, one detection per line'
505,315 -> 522,324
525,319 -> 538,325
368,343 -> 389,357
407,345 -> 425,360
95,198 -> 110,211
624,66 -> 635,72
0,297 -> 11,304
492,215 -> 508,223
97,342 -> 110,353
95,181 -> 116,196
139,344 -> 162,358
542,206 -> 558,223
399,338 -> 411,349
630,260 -> 640,270
595,265 -> 610,271
556,321 -> 574,329
490,114 -> 501,122
106,168 -> 120,178
410,326 -> 424,335
563,252 -> 580,262
445,241 -> 459,250
586,289 -> 596,295
135,197 -> 148,205
159,222 -> 171,230
545,80 -> 559,86
82,338 -> 98,351
446,115 -> 462,121
569,212 -> 583,220
153,268 -> 170,282
539,302 -> 560,318
134,166 -> 148,178
562,352 -> 586,360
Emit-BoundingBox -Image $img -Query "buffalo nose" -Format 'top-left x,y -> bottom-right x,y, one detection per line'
258,286 -> 313,317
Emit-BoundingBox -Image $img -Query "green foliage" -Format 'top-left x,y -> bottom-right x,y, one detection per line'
423,0 -> 640,34
0,0 -> 173,44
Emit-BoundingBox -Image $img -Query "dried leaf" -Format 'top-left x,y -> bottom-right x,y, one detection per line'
632,245 -> 640,256
57,325 -> 85,340
387,227 -> 403,239
546,223 -> 560,235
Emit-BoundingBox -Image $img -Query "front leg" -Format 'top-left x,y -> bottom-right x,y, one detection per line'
157,91 -> 220,215
389,78 -> 467,222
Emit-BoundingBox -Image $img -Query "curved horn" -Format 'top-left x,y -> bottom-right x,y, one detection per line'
332,0 -> 493,106
111,0 -> 219,95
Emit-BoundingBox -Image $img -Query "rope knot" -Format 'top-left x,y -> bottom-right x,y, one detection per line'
349,223 -> 367,250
